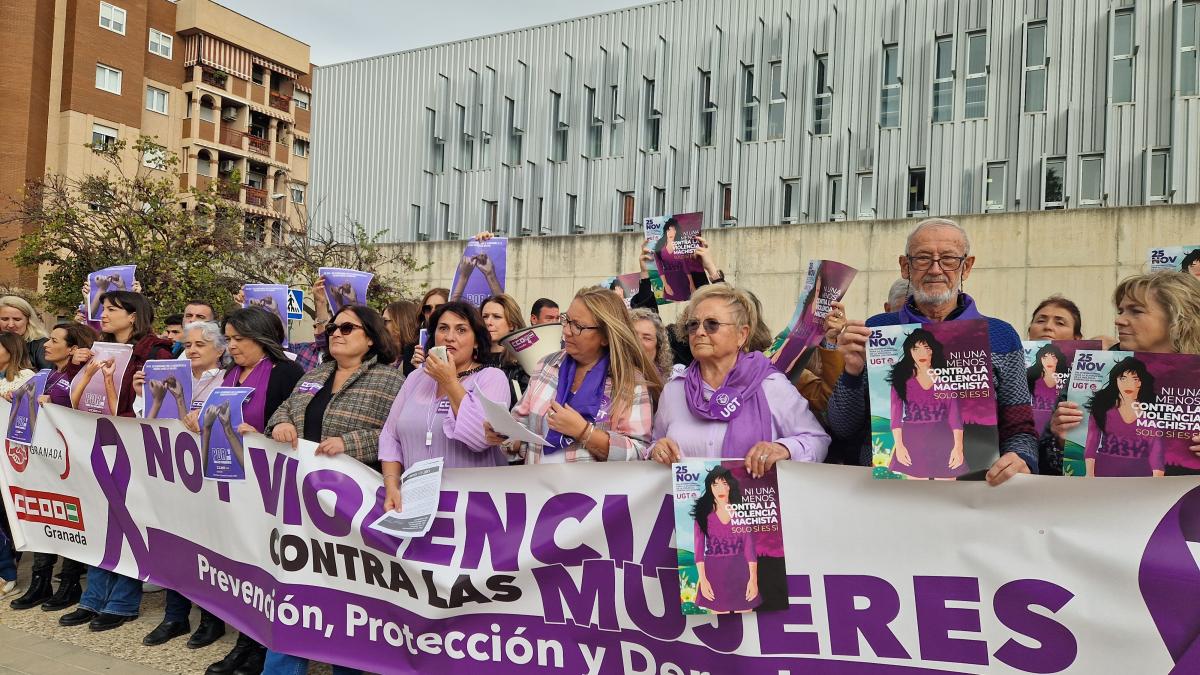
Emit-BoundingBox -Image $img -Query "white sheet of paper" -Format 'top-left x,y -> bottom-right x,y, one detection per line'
478,388 -> 550,446
367,457 -> 444,538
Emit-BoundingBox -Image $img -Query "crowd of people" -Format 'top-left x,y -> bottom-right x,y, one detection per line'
0,217 -> 1197,674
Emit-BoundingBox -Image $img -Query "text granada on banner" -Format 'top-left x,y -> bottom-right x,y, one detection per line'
0,401 -> 1196,674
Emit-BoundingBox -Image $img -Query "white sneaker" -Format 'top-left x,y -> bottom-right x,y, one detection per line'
0,580 -> 17,598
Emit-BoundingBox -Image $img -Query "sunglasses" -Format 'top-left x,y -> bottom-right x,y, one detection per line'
324,322 -> 365,336
684,318 -> 735,335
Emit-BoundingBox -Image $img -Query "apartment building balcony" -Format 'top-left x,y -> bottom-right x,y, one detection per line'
269,92 -> 291,112
245,186 -> 269,208
247,134 -> 270,156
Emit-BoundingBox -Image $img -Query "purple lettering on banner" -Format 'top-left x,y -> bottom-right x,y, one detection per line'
601,495 -> 634,567
993,579 -> 1078,673
250,447 -> 303,525
825,575 -> 911,659
301,469 -> 362,537
758,574 -> 821,655
358,485 -> 406,557
461,491 -> 526,572
532,559 -> 618,630
913,576 -> 988,665
142,424 -> 175,482
637,495 -> 677,577
530,493 -> 600,566
174,432 -> 203,493
91,418 -> 150,576
403,491 -> 459,567
620,561 -> 686,640
692,610 -> 745,653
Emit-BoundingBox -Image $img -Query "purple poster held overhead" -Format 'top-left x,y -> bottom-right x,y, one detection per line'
200,387 -> 253,481
5,369 -> 50,445
600,272 -> 642,308
449,238 -> 506,306
87,264 -> 136,320
70,342 -> 133,416
319,267 -> 374,314
650,212 -> 704,302
243,284 -> 290,347
141,359 -> 192,421
766,260 -> 857,379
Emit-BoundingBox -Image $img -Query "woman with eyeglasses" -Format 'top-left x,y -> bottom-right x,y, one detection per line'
263,305 -> 403,675
480,294 -> 531,406
486,286 -> 661,463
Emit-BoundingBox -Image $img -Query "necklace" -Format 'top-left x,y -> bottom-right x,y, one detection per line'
456,364 -> 485,379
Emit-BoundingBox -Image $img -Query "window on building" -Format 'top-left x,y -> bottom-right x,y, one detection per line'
567,193 -> 579,232
813,55 -> 831,135
984,162 -> 1006,211
458,104 -> 474,170
252,64 -> 265,86
291,185 -> 305,204
481,134 -> 492,167
781,178 -> 801,224
828,175 -> 843,221
653,186 -> 666,215
1043,157 -> 1066,209
512,197 -> 524,232
719,182 -> 733,223
535,197 -> 545,233
609,85 -> 624,155
933,37 -> 953,121
585,86 -> 602,158
293,91 -> 310,110
506,98 -> 522,165
1079,155 -> 1103,206
1148,149 -> 1170,203
740,64 -> 757,141
880,44 -> 901,127
195,150 -> 212,177
907,168 -> 927,215
148,28 -> 172,58
412,204 -> 426,241
145,86 -> 168,115
620,192 -> 635,229
1112,9 -> 1135,103
551,91 -> 568,162
91,123 -> 118,149
699,70 -> 716,146
293,138 -> 308,157
644,78 -> 661,152
1183,3 -> 1200,95
483,200 -> 499,232
428,108 -> 444,174
1024,23 -> 1048,112
440,202 -> 453,239
142,146 -> 166,170
767,60 -> 785,139
99,2 -> 126,34
857,173 -> 875,219
965,32 -> 988,118
95,63 -> 121,94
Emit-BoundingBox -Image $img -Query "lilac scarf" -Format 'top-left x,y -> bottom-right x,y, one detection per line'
684,351 -> 775,458
221,358 -> 273,432
545,353 -> 610,452
898,292 -> 984,324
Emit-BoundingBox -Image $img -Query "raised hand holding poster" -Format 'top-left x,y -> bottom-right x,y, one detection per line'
319,267 -> 374,314
1022,340 -> 1102,435
87,264 -> 136,320
243,284 -> 290,347
648,212 -> 704,302
142,359 -> 192,421
766,260 -> 857,377
449,237 -> 506,306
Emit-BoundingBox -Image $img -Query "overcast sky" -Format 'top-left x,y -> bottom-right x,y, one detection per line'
216,0 -> 659,66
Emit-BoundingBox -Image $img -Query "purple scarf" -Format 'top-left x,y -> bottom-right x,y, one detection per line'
898,292 -> 984,324
545,353 -> 610,452
221,358 -> 273,432
684,351 -> 775,458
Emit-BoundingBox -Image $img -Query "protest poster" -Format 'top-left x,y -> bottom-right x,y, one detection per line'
5,369 -> 49,445
141,359 -> 192,421
319,267 -> 374,314
87,264 -> 136,321
199,387 -> 253,481
647,212 -> 704,302
243,284 -> 290,347
600,272 -> 642,308
765,260 -> 857,378
866,319 -> 998,479
1022,340 -> 1103,436
450,237 -> 507,306
3,400 -> 1198,674
1148,245 -> 1200,277
69,342 -> 133,416
1063,350 -> 1200,477
672,459 -> 785,615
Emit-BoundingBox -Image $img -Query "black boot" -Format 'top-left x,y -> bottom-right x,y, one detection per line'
231,644 -> 266,675
187,609 -> 226,649
9,571 -> 52,610
206,633 -> 261,675
41,578 -> 83,612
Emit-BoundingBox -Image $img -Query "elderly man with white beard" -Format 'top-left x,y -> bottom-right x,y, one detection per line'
826,218 -> 1037,485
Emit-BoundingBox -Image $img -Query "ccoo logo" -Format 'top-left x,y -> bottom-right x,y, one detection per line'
1139,485 -> 1200,673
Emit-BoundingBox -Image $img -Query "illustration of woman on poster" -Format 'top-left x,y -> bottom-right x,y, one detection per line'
770,267 -> 826,376
1084,356 -> 1163,477
653,218 -> 696,300
887,328 -> 967,479
691,465 -> 761,613
1182,249 -> 1200,278
1026,342 -> 1068,433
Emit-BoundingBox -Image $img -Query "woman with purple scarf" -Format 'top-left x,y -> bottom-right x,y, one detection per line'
648,284 -> 829,609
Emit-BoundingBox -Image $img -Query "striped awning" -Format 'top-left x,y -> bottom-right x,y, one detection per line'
252,56 -> 300,80
247,101 -> 293,123
183,34 -> 252,81
292,82 -> 311,94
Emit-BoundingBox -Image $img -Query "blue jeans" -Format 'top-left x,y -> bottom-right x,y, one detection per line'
0,527 -> 16,582
164,589 -> 191,623
262,650 -> 360,675
78,567 -> 142,617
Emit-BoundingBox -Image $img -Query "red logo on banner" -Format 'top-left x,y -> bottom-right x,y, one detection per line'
5,441 -> 28,473
9,487 -> 85,531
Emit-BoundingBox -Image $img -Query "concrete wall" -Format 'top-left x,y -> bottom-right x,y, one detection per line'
383,204 -> 1199,340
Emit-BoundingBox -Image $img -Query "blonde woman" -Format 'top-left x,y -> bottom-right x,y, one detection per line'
0,296 -> 50,370
486,286 -> 662,463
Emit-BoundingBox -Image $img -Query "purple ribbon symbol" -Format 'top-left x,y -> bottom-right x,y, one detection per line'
91,418 -> 150,578
1140,484 -> 1200,673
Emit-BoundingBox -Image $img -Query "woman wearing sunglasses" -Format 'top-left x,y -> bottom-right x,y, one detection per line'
486,286 -> 661,463
262,305 -> 403,675
410,287 -> 450,370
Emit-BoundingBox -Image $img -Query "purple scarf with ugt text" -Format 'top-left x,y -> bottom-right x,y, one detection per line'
684,351 -> 775,458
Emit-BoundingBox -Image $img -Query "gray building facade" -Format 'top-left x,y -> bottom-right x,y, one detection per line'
311,0 -> 1187,242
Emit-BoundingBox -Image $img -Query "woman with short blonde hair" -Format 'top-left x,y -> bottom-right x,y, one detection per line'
0,295 -> 50,370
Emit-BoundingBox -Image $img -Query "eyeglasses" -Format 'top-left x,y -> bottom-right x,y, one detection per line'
560,317 -> 600,336
684,318 -> 736,335
906,255 -> 967,271
324,322 -> 365,336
